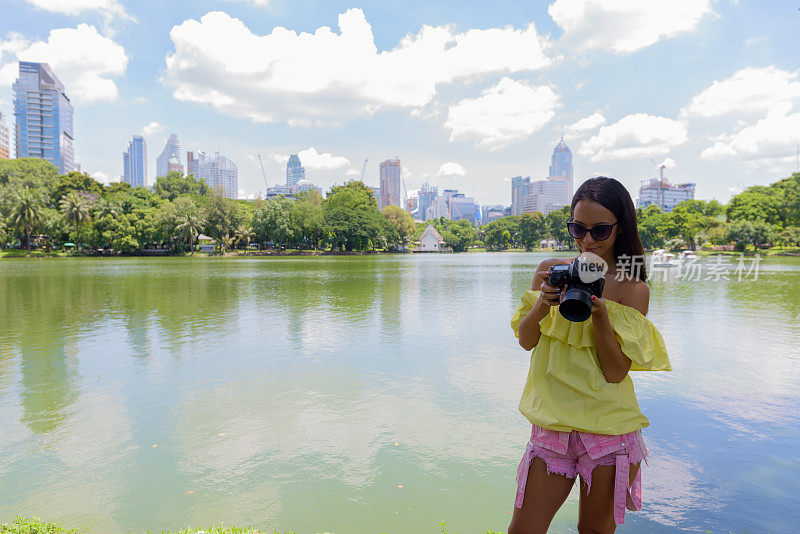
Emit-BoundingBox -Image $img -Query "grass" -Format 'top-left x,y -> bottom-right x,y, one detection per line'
0,517 -> 296,534
0,517 -> 514,534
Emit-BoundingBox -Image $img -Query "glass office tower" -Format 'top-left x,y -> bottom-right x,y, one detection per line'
13,61 -> 75,173
122,135 -> 147,187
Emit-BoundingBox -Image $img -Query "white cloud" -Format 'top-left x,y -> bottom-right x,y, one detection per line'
548,0 -> 713,53
23,0 -> 132,21
579,113 -> 688,161
271,148 -> 349,170
437,162 -> 466,177
699,112 -> 800,162
659,157 -> 677,169
683,66 -> 800,118
297,147 -> 349,169
0,24 -> 128,103
91,170 -> 117,184
445,78 -> 560,151
567,111 -> 605,133
141,121 -> 163,136
163,9 -> 552,124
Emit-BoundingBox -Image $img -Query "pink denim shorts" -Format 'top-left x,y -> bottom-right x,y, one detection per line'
515,423 -> 650,525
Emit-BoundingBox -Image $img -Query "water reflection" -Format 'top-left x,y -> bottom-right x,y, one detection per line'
0,255 -> 798,533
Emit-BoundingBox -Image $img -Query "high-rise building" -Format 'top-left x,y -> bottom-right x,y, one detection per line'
636,169 -> 695,212
194,150 -> 238,199
369,186 -> 381,209
0,111 -> 9,159
511,176 -> 530,216
522,178 -> 568,215
379,158 -> 402,210
187,151 -> 199,176
481,204 -> 506,224
426,196 -> 448,220
167,156 -> 183,174
122,135 -> 147,187
13,62 -> 75,173
443,189 -> 478,223
156,133 -> 181,178
415,182 -> 438,221
286,154 -> 305,187
548,137 -> 573,204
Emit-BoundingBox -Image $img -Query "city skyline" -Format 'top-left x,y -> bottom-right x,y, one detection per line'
0,2 -> 798,206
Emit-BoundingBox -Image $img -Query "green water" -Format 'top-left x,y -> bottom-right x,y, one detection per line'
1,254 -> 798,533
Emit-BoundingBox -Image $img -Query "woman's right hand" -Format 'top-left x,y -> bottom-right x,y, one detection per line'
533,269 -> 564,307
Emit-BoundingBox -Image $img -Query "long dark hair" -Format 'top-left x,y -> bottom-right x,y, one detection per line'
570,176 -> 648,283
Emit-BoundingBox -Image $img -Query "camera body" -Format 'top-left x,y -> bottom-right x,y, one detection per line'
547,258 -> 605,322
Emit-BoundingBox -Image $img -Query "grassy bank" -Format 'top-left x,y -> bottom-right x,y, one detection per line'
0,517 -> 505,534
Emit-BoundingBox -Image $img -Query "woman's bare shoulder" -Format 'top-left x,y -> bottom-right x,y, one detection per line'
619,279 -> 650,315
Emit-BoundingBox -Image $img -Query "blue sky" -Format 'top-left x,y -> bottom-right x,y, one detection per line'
1,0 -> 799,206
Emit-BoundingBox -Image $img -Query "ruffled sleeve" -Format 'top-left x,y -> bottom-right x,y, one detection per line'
510,289 -> 541,339
606,302 -> 672,372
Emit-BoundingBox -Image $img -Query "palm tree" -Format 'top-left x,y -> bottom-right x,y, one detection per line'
11,187 -> 42,254
59,191 -> 93,241
95,198 -> 120,221
176,212 -> 202,254
232,223 -> 253,250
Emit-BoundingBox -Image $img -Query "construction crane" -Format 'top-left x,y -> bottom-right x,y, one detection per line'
257,154 -> 269,196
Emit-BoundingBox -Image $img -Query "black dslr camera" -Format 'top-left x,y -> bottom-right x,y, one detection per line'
547,257 -> 605,322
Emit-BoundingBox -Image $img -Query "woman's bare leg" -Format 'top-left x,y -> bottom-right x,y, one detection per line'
576,462 -> 641,534
508,456 -> 576,534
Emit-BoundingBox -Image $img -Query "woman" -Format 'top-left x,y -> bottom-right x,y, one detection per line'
507,176 -> 672,533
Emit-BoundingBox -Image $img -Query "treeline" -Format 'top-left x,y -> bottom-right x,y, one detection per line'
2,158 -> 798,254
479,172 -> 800,252
0,158 -> 415,253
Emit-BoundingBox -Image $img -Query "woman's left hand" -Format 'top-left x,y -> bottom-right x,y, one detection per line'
590,294 -> 608,319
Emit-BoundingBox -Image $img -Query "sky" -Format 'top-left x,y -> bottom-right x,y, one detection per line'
1,0 -> 799,206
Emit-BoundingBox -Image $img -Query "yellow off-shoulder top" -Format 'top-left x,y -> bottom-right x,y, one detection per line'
510,289 -> 672,435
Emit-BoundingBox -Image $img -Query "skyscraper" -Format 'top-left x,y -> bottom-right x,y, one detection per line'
548,137 -> 573,204
379,158 -> 402,210
511,176 -> 530,216
416,182 -> 438,220
193,150 -> 238,199
286,154 -> 305,187
13,62 -> 75,173
122,135 -> 147,187
0,111 -> 9,159
187,151 -> 199,176
156,133 -> 181,178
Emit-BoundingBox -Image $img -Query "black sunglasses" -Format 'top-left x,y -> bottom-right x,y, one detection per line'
566,219 -> 619,241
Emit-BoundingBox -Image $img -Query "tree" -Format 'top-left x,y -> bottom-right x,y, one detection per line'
518,211 -> 545,251
202,193 -> 242,252
382,205 -> 415,250
11,187 -> 42,254
0,157 -> 60,193
59,191 -> 93,241
94,198 -> 120,221
168,197 -> 203,253
290,190 -> 325,250
154,172 -> 211,201
545,206 -> 572,248
439,219 -> 477,252
726,186 -> 784,226
53,172 -> 104,205
481,218 -> 514,251
322,181 -> 385,251
253,196 -> 295,250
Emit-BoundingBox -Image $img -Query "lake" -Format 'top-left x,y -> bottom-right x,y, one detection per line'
1,253 -> 798,533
